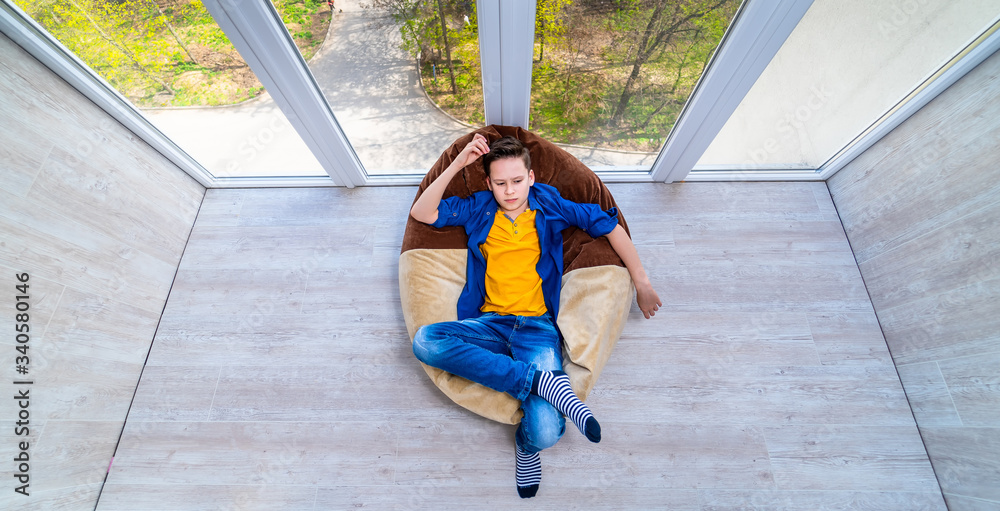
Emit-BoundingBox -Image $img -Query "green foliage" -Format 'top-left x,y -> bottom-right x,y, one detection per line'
417,4 -> 483,126
18,0 -> 176,103
196,24 -> 233,51
373,0 -> 739,149
19,0 -> 732,145
371,0 -> 476,64
15,0 -> 332,107
172,59 -> 201,73
273,0 -> 326,58
274,0 -> 321,27
533,0 -> 741,149
588,0 -> 739,146
529,60 -> 604,143
535,0 -> 570,61
176,1 -> 213,25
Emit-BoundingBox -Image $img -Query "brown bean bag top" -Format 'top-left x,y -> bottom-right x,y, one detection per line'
399,125 -> 633,424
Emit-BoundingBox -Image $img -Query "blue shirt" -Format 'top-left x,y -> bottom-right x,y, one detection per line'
432,182 -> 620,322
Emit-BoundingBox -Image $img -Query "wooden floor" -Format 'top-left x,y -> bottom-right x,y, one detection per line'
96,182 -> 946,510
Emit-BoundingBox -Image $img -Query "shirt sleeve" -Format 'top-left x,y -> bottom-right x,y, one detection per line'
430,194 -> 475,229
556,194 -> 620,238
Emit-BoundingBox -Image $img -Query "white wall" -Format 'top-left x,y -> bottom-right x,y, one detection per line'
0,33 -> 205,510
829,46 -> 1000,511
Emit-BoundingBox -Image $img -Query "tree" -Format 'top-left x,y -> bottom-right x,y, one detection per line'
364,0 -> 475,95
535,0 -> 570,63
23,0 -> 179,100
607,0 -> 736,127
146,0 -> 198,65
435,0 -> 457,93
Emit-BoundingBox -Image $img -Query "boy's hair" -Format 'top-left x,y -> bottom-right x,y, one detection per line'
482,136 -> 531,177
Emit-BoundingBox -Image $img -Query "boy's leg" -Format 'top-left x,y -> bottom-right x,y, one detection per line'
509,314 -> 601,444
510,315 -> 565,453
412,314 -> 534,401
532,370 -> 601,443
508,314 -> 565,498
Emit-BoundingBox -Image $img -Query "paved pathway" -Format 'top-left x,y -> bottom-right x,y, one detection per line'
143,0 -> 654,179
307,0 -> 470,174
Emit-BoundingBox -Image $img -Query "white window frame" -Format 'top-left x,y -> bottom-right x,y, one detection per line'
0,0 -> 215,187
202,0 -> 365,188
473,0 -> 813,184
477,0 -> 536,128
813,16 -> 1000,181
681,12 -> 1000,183
648,0 -> 814,183
4,0 -> 997,187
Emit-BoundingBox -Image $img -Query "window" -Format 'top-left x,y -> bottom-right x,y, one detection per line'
4,0 -> 999,187
9,0 -> 327,179
528,0 -> 740,170
697,0 -> 1000,173
306,0 -> 479,176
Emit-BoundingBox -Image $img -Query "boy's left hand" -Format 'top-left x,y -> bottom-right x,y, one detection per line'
636,281 -> 661,319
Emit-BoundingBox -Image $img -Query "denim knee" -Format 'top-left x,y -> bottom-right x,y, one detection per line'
525,421 -> 563,452
518,396 -> 565,452
411,325 -> 440,365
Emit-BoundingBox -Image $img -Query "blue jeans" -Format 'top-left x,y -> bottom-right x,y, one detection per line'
412,313 -> 566,453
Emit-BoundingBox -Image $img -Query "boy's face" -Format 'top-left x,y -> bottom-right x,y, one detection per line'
487,157 -> 534,217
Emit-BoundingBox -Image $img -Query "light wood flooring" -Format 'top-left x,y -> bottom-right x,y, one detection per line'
96,182 -> 946,510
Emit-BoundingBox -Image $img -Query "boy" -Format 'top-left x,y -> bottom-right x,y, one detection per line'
410,133 -> 660,498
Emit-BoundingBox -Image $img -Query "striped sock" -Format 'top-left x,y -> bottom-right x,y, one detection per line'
515,445 -> 541,498
532,370 -> 601,443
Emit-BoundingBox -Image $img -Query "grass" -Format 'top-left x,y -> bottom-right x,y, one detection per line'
420,39 -> 695,152
414,3 -> 733,152
28,0 -> 721,146
44,0 -> 331,107
420,36 -> 486,127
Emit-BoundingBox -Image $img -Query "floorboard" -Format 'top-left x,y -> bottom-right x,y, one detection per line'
97,182 -> 945,509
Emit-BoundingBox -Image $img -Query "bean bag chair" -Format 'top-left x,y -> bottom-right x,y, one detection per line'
399,125 -> 634,424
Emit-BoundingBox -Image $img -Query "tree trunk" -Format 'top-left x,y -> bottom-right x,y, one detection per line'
609,0 -> 730,127
538,18 -> 545,62
436,0 -> 457,94
609,1 -> 665,126
147,0 -> 198,65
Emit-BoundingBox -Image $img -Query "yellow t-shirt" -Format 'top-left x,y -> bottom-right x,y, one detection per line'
479,208 -> 548,316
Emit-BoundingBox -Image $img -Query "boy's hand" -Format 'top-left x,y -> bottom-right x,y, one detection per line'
410,132 -> 490,224
604,225 -> 661,319
453,133 -> 490,170
635,280 -> 661,319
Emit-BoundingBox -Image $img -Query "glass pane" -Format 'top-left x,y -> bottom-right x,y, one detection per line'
529,0 -> 740,168
310,0 -> 475,175
698,0 -> 1000,170
13,0 -> 325,178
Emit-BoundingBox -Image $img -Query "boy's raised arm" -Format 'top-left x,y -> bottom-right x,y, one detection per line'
410,133 -> 491,225
605,225 -> 662,319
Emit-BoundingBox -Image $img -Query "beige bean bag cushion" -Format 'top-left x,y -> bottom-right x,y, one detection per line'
399,125 -> 634,424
